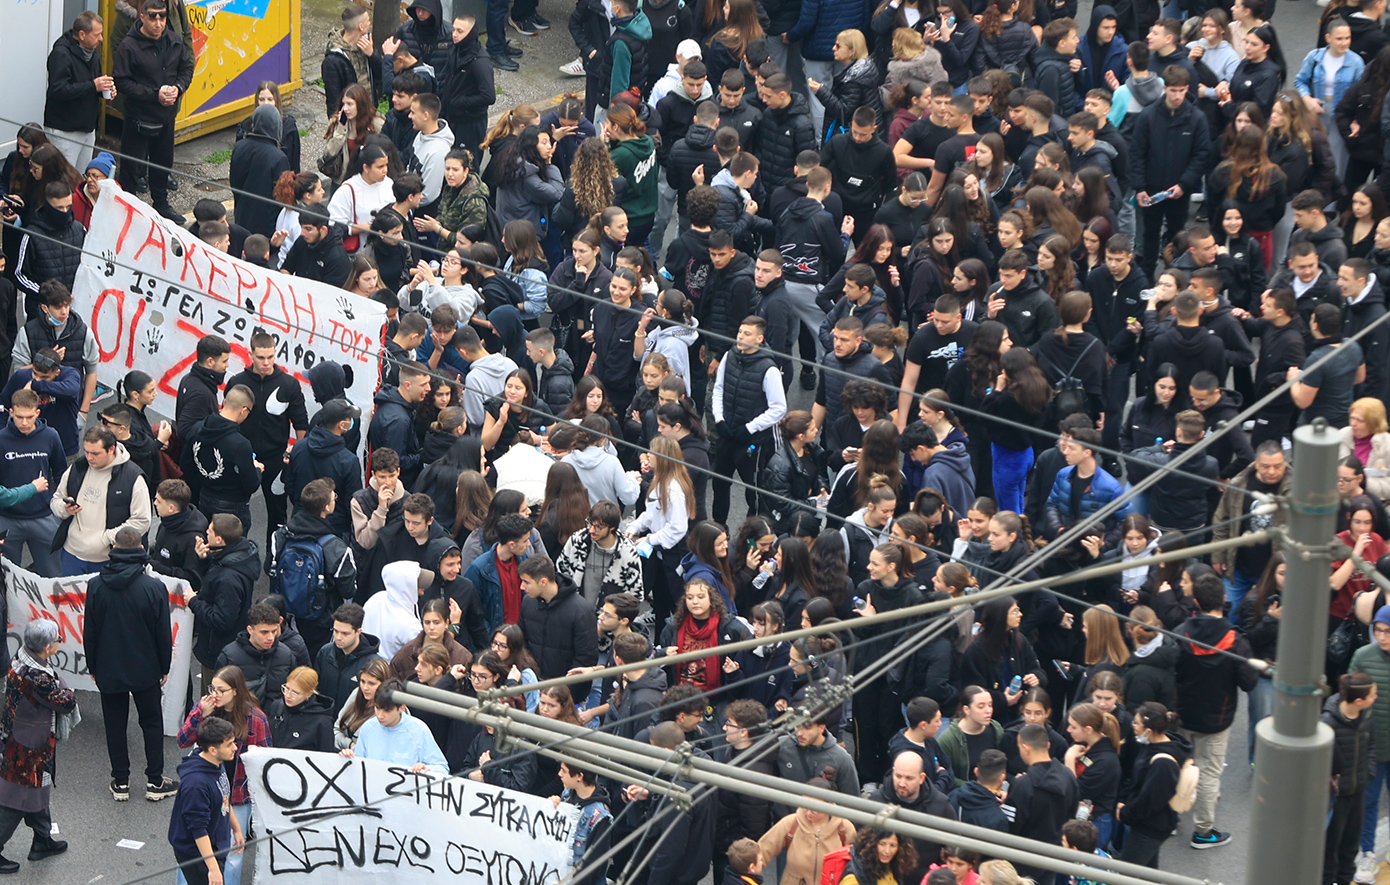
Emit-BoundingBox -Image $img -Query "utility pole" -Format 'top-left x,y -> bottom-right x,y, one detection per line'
1247,419 -> 1339,885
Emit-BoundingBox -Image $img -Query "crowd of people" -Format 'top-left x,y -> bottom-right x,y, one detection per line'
12,0 -> 1390,883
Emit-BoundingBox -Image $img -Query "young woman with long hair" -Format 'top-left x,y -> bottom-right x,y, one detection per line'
880,28 -> 948,109
905,217 -> 961,327
981,349 -> 1052,512
730,515 -> 780,608
564,375 -> 624,452
890,512 -> 943,585
481,104 -> 541,190
235,80 -> 302,171
390,597 -> 474,679
1337,44 -> 1390,200
809,528 -> 855,619
342,252 -> 381,297
501,218 -> 552,322
1072,166 -> 1113,228
959,595 -> 1044,721
842,829 -> 918,885
724,600 -> 794,715
1208,125 -> 1287,265
950,257 -> 991,322
1079,216 -> 1114,275
492,624 -> 541,711
886,79 -> 931,146
534,461 -> 590,557
335,658 -> 393,750
270,170 -> 324,264
553,136 -> 625,244
931,183 -> 993,264
322,82 -> 380,185
938,685 -> 1005,790
680,520 -> 738,615
1077,603 -> 1132,685
944,319 -> 1012,496
829,423 -> 906,518
708,0 -> 766,85
979,0 -> 1036,72
993,210 -> 1030,256
1094,513 -> 1160,612
1222,24 -> 1285,119
764,537 -> 818,632
417,148 -> 491,251
494,128 -> 564,256
1064,701 -> 1123,846
604,104 -> 659,247
177,666 -> 271,885
1343,183 -> 1388,259
452,470 -> 494,546
1023,185 -> 1083,249
630,436 -> 697,623
971,132 -> 1021,213
848,224 -> 903,322
659,577 -> 751,697
1035,235 -> 1075,305
950,168 -> 999,237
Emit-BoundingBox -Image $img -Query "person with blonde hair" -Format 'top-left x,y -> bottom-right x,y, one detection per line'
265,666 -> 336,752
809,30 -> 885,138
879,28 -> 948,107
1340,397 -> 1390,499
978,859 -> 1036,885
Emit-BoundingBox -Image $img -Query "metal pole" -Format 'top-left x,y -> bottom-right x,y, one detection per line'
1248,419 -> 1340,885
399,686 -> 1213,885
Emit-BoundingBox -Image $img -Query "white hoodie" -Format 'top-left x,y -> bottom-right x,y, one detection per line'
363,561 -> 423,659
411,120 -> 456,205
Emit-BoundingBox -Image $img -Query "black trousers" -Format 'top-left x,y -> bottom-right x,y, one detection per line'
176,853 -> 225,885
259,453 -> 287,546
711,434 -> 771,525
641,544 -> 685,627
1118,828 -> 1166,868
0,803 -> 52,855
118,118 -> 175,201
199,493 -> 252,538
1251,404 -> 1295,448
101,685 -> 165,784
1326,789 -> 1365,885
1139,196 -> 1191,280
852,679 -> 901,785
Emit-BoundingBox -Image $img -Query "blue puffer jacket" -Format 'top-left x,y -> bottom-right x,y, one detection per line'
1043,464 -> 1133,542
786,0 -> 870,61
1296,46 -> 1365,112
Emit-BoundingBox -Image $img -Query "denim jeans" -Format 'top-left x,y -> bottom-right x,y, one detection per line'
1224,569 -> 1259,627
61,550 -> 103,577
485,0 -> 511,55
803,58 -> 838,142
649,177 -> 678,266
1361,760 -> 1390,852
991,443 -> 1034,514
0,511 -> 61,577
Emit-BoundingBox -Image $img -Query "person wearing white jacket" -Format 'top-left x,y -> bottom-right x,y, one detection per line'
362,561 -> 436,659
627,436 -> 696,621
328,144 -> 395,245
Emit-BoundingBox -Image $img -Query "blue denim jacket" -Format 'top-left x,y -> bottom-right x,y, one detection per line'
1295,46 -> 1365,111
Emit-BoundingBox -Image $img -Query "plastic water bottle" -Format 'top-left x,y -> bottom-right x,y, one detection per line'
1009,674 -> 1023,695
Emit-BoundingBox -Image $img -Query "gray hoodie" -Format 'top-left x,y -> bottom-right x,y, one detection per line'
1128,72 -> 1164,110
641,321 -> 701,396
565,447 -> 641,507
412,120 -> 456,205
461,353 -> 518,428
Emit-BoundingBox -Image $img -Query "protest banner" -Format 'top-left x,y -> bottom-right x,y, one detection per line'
2,558 -> 196,735
242,748 -> 581,885
72,181 -> 386,458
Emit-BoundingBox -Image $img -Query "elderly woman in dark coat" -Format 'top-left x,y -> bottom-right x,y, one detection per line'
0,620 -> 75,872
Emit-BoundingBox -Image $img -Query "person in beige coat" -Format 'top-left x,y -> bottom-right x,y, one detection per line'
1339,397 -> 1390,502
758,797 -> 856,885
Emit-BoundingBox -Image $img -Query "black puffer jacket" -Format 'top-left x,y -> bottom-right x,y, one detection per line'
981,19 -> 1037,73
441,31 -> 495,151
754,93 -> 819,188
216,631 -> 296,705
1324,693 -> 1377,794
667,124 -> 720,216
44,31 -> 103,133
393,0 -> 453,93
758,440 -> 826,531
518,575 -> 600,679
1122,635 -> 1179,711
313,629 -> 384,707
368,385 -> 422,487
1223,58 -> 1282,117
266,692 -> 337,752
816,58 -> 884,134
188,537 -> 261,668
15,203 -> 84,297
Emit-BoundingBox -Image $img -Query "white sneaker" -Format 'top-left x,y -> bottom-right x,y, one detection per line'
1355,850 -> 1376,883
560,58 -> 585,77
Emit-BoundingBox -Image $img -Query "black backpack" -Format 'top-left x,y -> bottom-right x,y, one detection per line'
1035,336 -> 1097,419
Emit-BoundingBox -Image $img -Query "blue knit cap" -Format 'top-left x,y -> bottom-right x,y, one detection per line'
86,151 -> 115,178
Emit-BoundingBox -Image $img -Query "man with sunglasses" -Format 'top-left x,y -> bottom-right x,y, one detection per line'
112,0 -> 194,221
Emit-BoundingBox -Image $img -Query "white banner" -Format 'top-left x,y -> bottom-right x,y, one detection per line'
3,558 -> 196,735
73,181 -> 386,457
243,748 -> 581,885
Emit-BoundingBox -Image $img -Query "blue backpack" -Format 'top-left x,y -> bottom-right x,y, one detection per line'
271,533 -> 337,621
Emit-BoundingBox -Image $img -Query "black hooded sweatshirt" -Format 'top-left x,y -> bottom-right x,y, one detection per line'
777,197 -> 845,285
421,537 -> 490,652
1005,757 -> 1079,844
189,537 -> 261,667
152,506 -> 209,590
85,546 -> 172,693
180,413 -> 262,506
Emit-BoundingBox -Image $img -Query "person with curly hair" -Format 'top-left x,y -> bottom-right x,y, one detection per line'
841,828 -> 919,885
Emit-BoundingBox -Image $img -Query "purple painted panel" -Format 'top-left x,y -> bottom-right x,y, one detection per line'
191,36 -> 292,115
